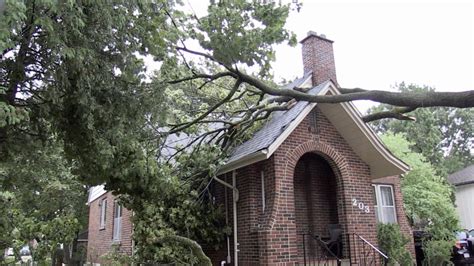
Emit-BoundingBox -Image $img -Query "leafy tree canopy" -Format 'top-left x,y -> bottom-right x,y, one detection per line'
0,0 -> 295,264
0,139 -> 87,263
1,0 -> 472,264
381,132 -> 458,238
370,83 -> 473,175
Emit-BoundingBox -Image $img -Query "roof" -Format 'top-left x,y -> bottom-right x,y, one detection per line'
448,165 -> 474,186
220,76 -> 410,178
228,74 -> 320,164
87,185 -> 106,204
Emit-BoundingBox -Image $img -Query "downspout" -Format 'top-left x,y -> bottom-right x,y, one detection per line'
224,178 -> 231,264
213,171 -> 239,266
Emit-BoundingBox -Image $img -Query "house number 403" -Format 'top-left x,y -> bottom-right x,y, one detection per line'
352,198 -> 370,213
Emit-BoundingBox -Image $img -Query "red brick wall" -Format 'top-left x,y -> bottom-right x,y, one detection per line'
87,191 -> 133,264
207,107 -> 413,265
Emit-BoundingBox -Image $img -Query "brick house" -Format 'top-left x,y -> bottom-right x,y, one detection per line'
86,186 -> 133,264
87,31 -> 414,265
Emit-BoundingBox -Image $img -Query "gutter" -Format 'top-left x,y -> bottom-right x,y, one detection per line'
213,171 -> 239,266
454,180 -> 474,187
218,150 -> 268,175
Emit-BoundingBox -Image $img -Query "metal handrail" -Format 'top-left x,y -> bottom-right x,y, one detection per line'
313,234 -> 342,262
303,233 -> 342,265
354,233 -> 388,260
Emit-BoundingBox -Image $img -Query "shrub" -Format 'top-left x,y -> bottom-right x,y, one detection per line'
377,223 -> 414,266
422,239 -> 453,266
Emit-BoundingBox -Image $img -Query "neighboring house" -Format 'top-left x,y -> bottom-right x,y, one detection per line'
87,31 -> 414,265
86,186 -> 133,264
448,165 -> 474,230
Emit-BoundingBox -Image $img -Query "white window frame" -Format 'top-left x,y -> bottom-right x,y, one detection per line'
99,198 -> 107,229
113,202 -> 122,241
373,184 -> 397,224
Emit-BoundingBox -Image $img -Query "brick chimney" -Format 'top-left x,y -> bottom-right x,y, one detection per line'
300,31 -> 337,86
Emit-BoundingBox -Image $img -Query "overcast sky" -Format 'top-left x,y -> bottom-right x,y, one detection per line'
188,1 -> 473,111
272,1 -> 473,90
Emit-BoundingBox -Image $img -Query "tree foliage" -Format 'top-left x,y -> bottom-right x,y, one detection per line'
381,133 -> 458,235
381,133 -> 458,263
370,83 -> 473,175
0,139 -> 87,263
0,0 -> 294,263
377,223 -> 413,266
1,0 -> 472,264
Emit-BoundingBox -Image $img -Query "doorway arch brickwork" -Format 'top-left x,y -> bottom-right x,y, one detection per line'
257,108 -> 379,265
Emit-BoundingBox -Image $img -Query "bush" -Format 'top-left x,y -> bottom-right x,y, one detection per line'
422,240 -> 453,266
377,223 -> 414,266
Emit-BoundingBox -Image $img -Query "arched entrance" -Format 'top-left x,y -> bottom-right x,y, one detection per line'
293,152 -> 341,260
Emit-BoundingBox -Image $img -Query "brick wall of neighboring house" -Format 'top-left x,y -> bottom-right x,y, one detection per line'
207,106 -> 414,265
373,175 -> 415,258
87,191 -> 133,264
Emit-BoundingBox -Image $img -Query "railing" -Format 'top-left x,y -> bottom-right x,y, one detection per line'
302,233 -> 342,266
348,233 -> 388,266
302,232 -> 390,266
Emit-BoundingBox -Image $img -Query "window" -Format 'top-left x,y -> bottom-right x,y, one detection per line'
373,184 -> 397,224
99,198 -> 107,229
113,202 -> 122,241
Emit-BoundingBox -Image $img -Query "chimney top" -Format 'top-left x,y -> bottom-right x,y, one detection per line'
300,30 -> 337,86
300,31 -> 334,44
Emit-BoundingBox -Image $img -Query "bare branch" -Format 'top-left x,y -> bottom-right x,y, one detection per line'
234,70 -> 474,108
362,107 -> 417,122
167,72 -> 233,85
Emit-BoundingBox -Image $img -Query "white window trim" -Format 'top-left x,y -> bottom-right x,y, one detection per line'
373,184 -> 397,224
113,202 -> 122,241
99,198 -> 107,229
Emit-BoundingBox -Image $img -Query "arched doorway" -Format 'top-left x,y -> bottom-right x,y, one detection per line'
294,152 -> 340,260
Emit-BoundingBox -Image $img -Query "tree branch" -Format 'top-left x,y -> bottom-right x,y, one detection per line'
169,78 -> 242,133
362,107 -> 417,122
235,70 -> 474,108
156,234 -> 212,266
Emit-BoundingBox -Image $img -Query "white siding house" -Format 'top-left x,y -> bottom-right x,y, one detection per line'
448,165 -> 474,230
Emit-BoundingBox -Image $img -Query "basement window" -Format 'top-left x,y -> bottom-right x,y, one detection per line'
373,184 -> 397,224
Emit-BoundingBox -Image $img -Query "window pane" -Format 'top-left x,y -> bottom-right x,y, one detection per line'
380,186 -> 394,206
100,199 -> 107,228
113,217 -> 122,241
372,186 -> 377,206
114,203 -> 122,218
374,206 -> 380,222
113,203 -> 122,241
382,206 -> 397,223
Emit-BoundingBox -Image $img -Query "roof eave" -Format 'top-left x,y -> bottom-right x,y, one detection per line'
325,84 -> 410,177
453,180 -> 474,187
218,149 -> 268,175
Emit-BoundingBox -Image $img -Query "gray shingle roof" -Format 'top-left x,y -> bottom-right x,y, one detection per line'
448,165 -> 474,186
227,79 -> 329,164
